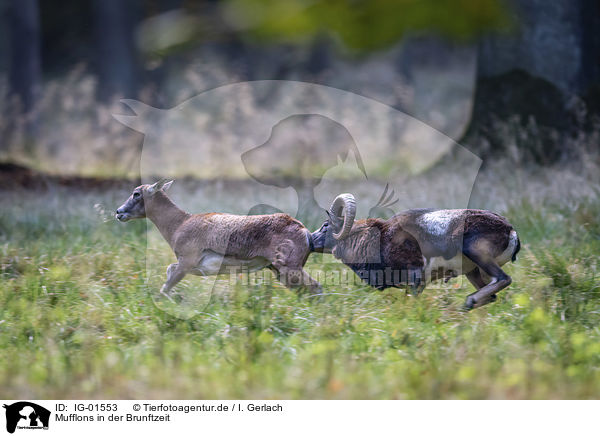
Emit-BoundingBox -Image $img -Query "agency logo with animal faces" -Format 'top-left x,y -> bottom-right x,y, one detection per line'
114,80 -> 481,318
3,402 -> 50,434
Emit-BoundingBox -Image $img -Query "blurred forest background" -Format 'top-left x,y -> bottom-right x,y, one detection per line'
0,0 -> 599,177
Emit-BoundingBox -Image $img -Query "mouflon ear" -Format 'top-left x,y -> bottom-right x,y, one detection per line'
147,179 -> 174,195
146,181 -> 159,195
161,180 -> 173,192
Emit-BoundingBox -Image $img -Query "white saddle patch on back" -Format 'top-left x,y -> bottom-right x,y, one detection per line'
418,210 -> 463,236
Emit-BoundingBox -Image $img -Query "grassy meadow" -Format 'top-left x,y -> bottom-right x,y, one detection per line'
0,159 -> 599,399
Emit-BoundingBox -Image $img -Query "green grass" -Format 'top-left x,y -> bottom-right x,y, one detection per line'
0,174 -> 599,399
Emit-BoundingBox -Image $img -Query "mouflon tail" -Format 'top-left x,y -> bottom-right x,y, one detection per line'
511,231 -> 521,262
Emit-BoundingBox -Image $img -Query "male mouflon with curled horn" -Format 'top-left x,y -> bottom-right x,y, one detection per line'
311,193 -> 520,309
116,179 -> 322,296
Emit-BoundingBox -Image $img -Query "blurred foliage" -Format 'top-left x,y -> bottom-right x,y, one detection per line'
221,0 -> 511,53
135,9 -> 204,59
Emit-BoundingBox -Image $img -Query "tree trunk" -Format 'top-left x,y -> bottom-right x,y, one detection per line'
8,0 -> 41,117
92,0 -> 138,102
2,0 -> 41,155
462,0 -> 600,164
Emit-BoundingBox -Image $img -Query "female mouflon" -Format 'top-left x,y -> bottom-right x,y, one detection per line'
311,193 -> 520,309
116,180 -> 321,297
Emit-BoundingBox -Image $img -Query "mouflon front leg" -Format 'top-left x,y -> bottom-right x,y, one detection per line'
159,261 -> 190,300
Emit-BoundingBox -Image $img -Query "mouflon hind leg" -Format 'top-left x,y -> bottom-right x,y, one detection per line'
271,238 -> 322,295
272,265 -> 322,295
462,249 -> 512,310
464,267 -> 497,307
465,267 -> 486,290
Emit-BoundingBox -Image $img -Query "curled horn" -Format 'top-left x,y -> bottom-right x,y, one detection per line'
328,193 -> 356,240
